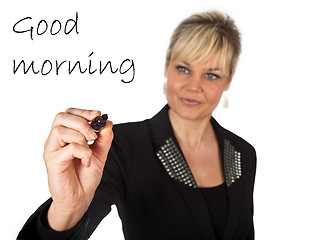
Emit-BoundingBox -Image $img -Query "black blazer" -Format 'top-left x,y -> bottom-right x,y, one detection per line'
18,105 -> 257,240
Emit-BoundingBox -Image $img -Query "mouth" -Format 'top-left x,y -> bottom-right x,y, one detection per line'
180,98 -> 201,106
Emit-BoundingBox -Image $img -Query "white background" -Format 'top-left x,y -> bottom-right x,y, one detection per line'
1,0 -> 308,239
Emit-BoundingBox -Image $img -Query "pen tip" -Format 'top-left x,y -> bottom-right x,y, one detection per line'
102,114 -> 108,120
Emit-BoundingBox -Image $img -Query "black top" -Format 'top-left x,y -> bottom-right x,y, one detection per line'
200,183 -> 229,239
18,104 -> 256,240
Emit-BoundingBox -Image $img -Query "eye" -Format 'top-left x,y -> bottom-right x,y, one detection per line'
176,65 -> 190,74
205,73 -> 221,80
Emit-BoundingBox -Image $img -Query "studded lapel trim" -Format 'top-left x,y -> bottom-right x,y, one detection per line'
156,137 -> 198,188
223,139 -> 242,187
155,136 -> 243,189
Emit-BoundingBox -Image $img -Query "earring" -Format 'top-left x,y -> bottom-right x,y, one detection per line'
223,94 -> 229,109
163,82 -> 167,95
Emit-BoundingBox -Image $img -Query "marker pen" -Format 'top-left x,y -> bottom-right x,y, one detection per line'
88,114 -> 108,144
90,114 -> 108,132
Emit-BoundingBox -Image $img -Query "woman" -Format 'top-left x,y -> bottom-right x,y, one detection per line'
18,10 -> 256,240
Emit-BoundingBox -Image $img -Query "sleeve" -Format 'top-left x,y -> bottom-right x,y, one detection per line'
17,125 -> 132,240
17,198 -> 90,240
246,224 -> 255,240
246,146 -> 257,240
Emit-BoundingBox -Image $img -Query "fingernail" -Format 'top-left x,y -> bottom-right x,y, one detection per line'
89,130 -> 97,140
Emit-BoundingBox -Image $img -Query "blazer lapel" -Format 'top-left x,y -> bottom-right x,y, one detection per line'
211,118 -> 244,240
148,105 -> 217,240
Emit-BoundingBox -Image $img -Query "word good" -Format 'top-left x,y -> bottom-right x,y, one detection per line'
13,12 -> 79,40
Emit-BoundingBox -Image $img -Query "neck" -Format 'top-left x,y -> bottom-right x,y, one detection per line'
168,109 -> 215,150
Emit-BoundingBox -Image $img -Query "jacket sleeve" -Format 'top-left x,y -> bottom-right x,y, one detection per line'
17,198 -> 91,240
17,125 -> 131,240
245,146 -> 257,240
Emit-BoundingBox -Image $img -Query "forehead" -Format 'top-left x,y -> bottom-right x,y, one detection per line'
171,42 -> 232,70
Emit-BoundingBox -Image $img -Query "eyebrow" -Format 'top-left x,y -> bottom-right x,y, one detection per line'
182,62 -> 224,72
207,68 -> 224,72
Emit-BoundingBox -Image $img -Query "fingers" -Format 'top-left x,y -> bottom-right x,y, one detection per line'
45,126 -> 88,152
47,109 -> 101,151
96,120 -> 113,144
45,143 -> 93,169
52,112 -> 98,139
44,107 -> 112,167
65,108 -> 101,121
91,121 -> 114,164
62,143 -> 93,168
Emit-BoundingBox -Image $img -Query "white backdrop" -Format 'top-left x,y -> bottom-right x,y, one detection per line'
1,0 -> 308,239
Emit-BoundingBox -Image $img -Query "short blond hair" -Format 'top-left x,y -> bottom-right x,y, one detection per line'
166,10 -> 241,76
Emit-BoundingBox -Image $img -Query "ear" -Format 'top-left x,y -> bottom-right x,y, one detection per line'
224,70 -> 235,91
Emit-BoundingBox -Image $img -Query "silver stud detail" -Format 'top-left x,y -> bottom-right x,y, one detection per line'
224,139 -> 242,187
156,138 -> 198,188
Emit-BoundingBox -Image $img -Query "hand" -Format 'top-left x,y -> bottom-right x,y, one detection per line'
43,108 -> 113,231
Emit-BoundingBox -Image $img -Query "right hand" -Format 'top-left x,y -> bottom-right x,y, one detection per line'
43,108 -> 113,231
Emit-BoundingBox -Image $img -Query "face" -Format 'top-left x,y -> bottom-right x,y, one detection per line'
164,56 -> 234,122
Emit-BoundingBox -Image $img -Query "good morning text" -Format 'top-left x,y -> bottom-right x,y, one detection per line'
12,12 -> 135,83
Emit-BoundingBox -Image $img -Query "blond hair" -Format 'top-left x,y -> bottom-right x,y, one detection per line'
166,10 -> 241,76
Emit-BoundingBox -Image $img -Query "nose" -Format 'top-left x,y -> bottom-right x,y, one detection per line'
185,75 -> 203,93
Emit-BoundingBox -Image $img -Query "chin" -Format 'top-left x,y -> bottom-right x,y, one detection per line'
171,103 -> 210,121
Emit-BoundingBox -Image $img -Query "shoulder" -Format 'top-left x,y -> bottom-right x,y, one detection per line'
211,117 -> 257,169
212,117 -> 255,153
224,126 -> 255,155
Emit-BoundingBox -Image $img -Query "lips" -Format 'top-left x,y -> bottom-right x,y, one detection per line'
180,98 -> 201,106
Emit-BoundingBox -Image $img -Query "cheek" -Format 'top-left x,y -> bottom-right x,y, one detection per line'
203,84 -> 226,102
165,81 -> 176,102
166,74 -> 183,96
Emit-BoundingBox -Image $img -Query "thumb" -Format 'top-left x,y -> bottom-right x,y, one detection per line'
91,121 -> 114,165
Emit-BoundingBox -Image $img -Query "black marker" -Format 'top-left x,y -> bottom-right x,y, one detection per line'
88,114 -> 108,145
90,114 -> 108,133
